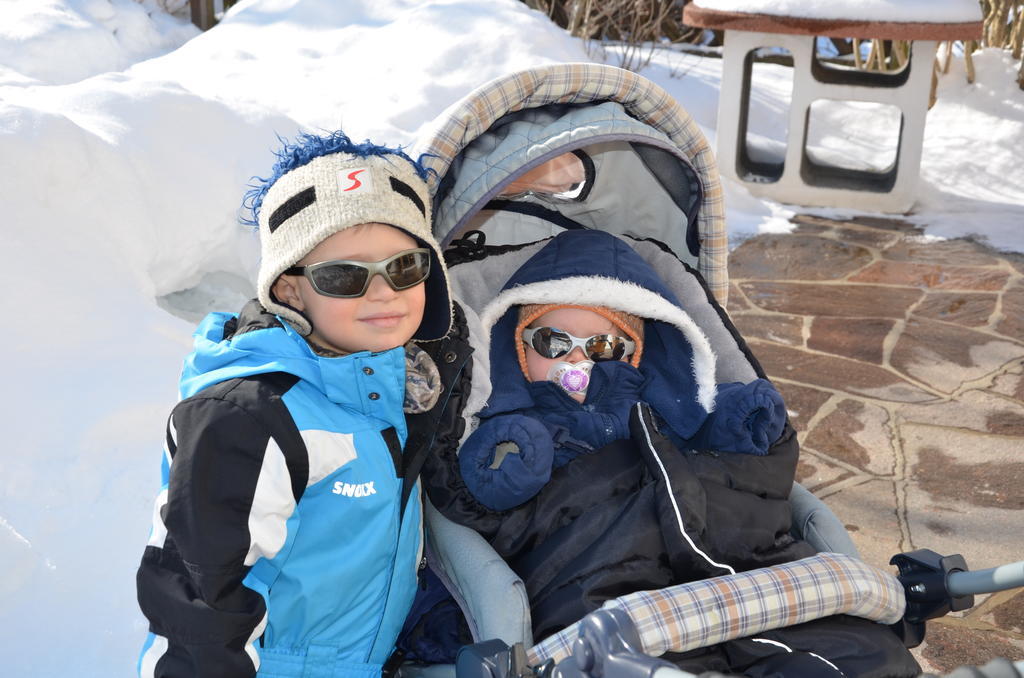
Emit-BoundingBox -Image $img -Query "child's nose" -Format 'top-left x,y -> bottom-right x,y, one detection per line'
566,346 -> 588,363
364,273 -> 397,300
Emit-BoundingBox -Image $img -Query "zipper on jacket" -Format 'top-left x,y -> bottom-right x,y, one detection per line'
367,430 -> 418,662
366,476 -> 403,663
418,555 -> 428,590
635,403 -> 736,576
368,344 -> 469,656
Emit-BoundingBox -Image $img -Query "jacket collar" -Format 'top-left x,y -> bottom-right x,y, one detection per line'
182,300 -> 407,431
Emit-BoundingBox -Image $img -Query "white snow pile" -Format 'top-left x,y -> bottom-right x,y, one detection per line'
690,0 -> 984,23
0,1 -> 1020,676
0,0 -> 198,86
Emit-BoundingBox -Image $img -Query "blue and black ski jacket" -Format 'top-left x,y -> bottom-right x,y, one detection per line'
136,301 -> 470,678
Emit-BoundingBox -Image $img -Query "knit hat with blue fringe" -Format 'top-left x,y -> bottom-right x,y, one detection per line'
247,132 -> 452,341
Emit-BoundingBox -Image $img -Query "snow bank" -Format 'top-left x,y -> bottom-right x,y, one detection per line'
913,48 -> 1024,251
691,0 -> 983,23
0,0 -> 199,86
2,0 -> 588,316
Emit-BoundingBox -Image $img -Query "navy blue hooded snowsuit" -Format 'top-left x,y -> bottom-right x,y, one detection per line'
457,231 -> 786,511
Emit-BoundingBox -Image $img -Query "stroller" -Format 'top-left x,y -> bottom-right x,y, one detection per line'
404,63 -> 1024,678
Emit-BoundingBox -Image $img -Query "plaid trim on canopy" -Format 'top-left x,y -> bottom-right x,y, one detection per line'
528,552 -> 907,665
417,62 -> 729,305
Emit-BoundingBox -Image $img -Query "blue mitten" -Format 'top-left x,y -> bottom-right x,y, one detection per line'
458,414 -> 556,511
689,379 -> 787,455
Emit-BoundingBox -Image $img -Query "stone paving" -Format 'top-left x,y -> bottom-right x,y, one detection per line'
727,214 -> 1024,674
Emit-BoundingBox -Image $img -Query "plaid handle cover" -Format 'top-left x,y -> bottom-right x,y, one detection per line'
528,552 -> 907,665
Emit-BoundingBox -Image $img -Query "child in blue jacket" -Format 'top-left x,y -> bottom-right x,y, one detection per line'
135,131 -> 463,678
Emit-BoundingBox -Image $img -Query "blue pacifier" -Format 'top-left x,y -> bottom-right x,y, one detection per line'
547,360 -> 594,397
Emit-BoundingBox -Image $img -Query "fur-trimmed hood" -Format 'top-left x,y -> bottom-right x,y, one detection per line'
477,230 -> 717,439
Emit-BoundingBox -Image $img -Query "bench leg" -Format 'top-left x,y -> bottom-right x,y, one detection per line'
190,0 -> 216,31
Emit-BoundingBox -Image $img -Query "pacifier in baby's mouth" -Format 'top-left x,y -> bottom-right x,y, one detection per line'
547,360 -> 594,397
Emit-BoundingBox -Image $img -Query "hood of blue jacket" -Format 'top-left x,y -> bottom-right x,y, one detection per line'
178,301 -> 405,414
477,230 -> 717,440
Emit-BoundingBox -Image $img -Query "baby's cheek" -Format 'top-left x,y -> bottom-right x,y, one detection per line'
524,351 -> 556,382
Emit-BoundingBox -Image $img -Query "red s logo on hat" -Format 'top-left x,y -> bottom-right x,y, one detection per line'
339,168 -> 373,194
342,169 -> 365,191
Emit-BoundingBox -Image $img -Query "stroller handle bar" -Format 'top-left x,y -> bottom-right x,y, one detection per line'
947,561 -> 1024,596
527,609 -> 1024,678
526,553 -> 1024,674
529,552 -> 906,666
457,553 -> 1024,678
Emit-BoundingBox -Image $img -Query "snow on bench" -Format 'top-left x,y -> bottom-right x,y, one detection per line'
683,0 -> 983,40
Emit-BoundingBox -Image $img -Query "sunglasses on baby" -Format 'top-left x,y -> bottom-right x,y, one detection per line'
284,248 -> 431,298
522,326 -> 636,362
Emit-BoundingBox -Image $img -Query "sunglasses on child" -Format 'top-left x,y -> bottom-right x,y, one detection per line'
284,248 -> 431,298
522,326 -> 636,362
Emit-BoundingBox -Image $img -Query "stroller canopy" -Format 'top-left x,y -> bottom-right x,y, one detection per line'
416,62 -> 730,305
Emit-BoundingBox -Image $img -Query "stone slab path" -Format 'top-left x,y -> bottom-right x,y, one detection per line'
727,214 -> 1024,674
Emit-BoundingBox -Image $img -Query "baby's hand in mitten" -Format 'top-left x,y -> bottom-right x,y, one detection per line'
708,379 -> 787,455
458,415 -> 555,511
740,379 -> 786,453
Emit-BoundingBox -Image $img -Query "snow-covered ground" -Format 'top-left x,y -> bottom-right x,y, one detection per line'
0,0 -> 1021,675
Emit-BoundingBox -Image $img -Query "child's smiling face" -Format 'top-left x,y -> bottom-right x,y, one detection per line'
271,223 -> 426,354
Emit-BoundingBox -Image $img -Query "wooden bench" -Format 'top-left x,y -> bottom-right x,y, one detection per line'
682,3 -> 983,213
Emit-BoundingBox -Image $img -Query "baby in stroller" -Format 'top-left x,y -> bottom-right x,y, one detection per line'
456,231 -> 786,513
417,229 -> 920,677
